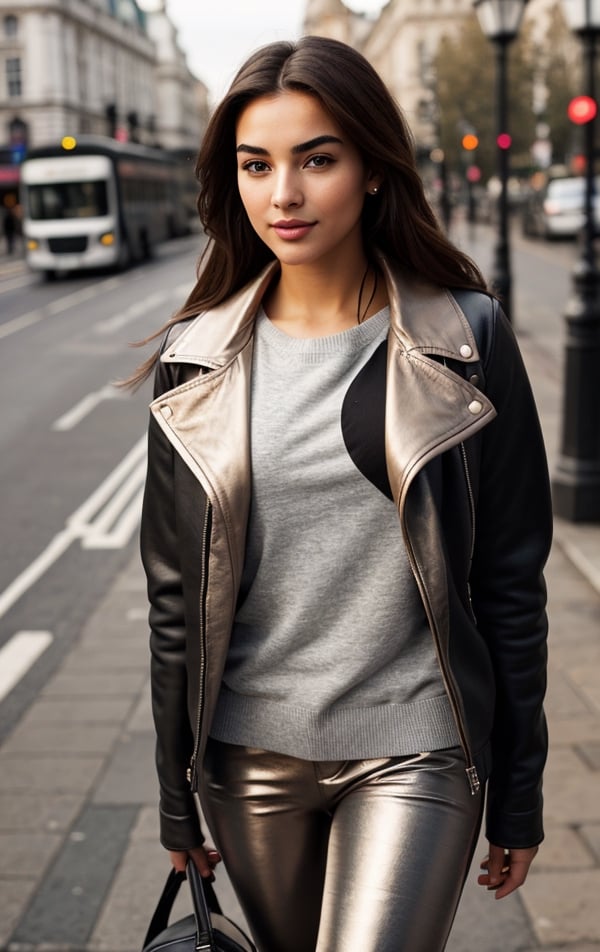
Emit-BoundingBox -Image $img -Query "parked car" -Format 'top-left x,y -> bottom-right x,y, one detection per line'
521,175 -> 600,239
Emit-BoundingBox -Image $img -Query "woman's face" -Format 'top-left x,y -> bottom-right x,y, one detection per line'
235,90 -> 379,268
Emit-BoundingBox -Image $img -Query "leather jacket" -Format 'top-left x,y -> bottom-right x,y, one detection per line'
140,257 -> 552,853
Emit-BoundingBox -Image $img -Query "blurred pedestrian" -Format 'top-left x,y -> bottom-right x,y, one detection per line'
3,203 -> 17,254
131,35 -> 552,952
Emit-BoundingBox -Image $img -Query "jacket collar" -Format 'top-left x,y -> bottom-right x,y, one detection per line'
380,257 -> 480,365
161,257 -> 482,368
161,264 -> 276,370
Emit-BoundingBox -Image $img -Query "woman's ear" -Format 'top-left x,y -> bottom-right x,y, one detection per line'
366,172 -> 383,195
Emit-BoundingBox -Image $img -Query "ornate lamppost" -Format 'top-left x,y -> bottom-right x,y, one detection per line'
552,0 -> 600,521
473,0 -> 528,323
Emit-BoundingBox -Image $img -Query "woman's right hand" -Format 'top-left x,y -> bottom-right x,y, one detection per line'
169,845 -> 222,879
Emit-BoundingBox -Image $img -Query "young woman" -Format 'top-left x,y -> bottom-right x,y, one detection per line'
136,35 -> 552,952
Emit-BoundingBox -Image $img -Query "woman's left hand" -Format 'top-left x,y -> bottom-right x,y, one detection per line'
477,842 -> 539,899
169,846 -> 222,879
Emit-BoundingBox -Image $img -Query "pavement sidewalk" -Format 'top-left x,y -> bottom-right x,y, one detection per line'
1,220 -> 599,951
0,250 -> 26,277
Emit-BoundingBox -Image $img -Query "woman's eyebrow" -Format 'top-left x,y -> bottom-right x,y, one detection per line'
291,135 -> 343,154
236,135 -> 343,156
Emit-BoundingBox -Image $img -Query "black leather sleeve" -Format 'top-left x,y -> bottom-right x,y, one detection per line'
140,353 -> 204,851
468,298 -> 552,848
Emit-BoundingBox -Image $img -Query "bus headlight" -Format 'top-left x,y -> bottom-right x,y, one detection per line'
99,232 -> 115,246
26,239 -> 39,251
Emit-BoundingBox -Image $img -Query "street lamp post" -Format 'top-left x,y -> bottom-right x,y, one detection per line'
473,0 -> 528,323
552,0 -> 600,521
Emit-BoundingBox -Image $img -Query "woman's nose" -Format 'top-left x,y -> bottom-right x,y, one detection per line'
271,170 -> 302,209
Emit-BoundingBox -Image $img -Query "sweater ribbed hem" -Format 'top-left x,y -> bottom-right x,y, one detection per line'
209,688 -> 460,761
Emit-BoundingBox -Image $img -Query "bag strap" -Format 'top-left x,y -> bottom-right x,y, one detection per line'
142,865 -> 223,951
190,862 -> 221,951
142,868 -> 184,948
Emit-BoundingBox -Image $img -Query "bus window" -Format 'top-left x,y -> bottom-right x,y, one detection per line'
26,180 -> 109,220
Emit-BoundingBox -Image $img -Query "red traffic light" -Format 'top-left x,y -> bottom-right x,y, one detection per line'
568,95 -> 597,124
497,133 -> 512,150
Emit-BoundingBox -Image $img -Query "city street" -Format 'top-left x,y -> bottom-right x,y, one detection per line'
0,220 -> 599,951
0,236 -> 202,745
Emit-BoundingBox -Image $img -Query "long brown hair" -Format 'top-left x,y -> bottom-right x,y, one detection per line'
127,35 -> 487,388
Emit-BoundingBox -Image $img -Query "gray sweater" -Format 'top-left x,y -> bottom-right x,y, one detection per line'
210,308 -> 459,759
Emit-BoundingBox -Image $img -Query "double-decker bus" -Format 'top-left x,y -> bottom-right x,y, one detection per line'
20,135 -> 195,279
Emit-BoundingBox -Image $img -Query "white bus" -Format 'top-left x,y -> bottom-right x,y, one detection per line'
20,136 -> 193,279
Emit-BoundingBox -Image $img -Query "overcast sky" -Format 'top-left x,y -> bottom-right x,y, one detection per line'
159,0 -> 386,104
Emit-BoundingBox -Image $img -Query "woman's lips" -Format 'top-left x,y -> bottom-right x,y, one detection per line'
271,220 -> 316,240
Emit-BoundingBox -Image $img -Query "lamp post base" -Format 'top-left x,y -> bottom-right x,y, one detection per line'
551,259 -> 600,523
552,461 -> 600,521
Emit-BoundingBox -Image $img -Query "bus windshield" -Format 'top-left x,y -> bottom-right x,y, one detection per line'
26,180 -> 109,220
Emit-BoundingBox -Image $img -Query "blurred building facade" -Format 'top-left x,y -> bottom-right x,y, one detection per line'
143,0 -> 209,151
304,0 -> 467,146
0,0 -> 209,208
304,0 -> 556,148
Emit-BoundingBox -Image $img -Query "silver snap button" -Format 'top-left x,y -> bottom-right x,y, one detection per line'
468,399 -> 483,415
460,344 -> 473,358
469,373 -> 480,386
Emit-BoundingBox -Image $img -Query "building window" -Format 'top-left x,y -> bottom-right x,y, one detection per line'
3,15 -> 18,37
6,57 -> 22,97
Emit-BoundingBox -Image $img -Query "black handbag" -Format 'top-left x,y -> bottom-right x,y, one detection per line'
142,862 -> 256,952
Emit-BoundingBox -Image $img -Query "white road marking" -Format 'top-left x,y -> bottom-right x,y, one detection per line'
52,384 -> 124,431
0,437 -> 147,621
93,282 -> 190,335
0,310 -> 44,339
0,273 -> 125,341
1,276 -> 190,341
46,284 -> 101,315
81,464 -> 146,548
94,291 -> 169,334
0,273 -> 33,293
82,485 -> 145,549
0,630 -> 53,703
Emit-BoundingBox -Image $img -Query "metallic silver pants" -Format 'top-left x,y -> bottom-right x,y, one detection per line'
201,739 -> 483,952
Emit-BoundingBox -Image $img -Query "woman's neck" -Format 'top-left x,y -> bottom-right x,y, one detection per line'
264,261 -> 388,339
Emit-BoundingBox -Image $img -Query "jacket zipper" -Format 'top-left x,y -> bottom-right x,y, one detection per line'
460,442 -> 476,569
186,502 -> 212,790
458,445 -> 481,793
401,509 -> 481,795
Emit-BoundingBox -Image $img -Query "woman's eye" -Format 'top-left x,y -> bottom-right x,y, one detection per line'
305,154 -> 333,169
242,160 -> 270,174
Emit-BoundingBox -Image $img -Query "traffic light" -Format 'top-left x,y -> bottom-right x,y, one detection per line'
497,133 -> 512,150
568,95 -> 597,124
461,133 -> 479,151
